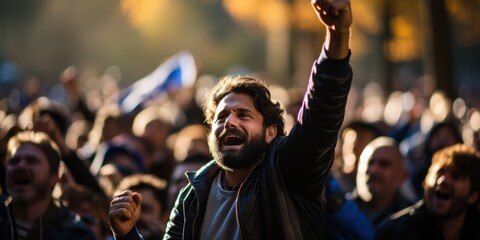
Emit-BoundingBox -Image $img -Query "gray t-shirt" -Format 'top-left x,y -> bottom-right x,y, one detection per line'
199,172 -> 240,240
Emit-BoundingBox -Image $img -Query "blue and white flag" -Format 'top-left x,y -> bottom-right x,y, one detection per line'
118,51 -> 197,114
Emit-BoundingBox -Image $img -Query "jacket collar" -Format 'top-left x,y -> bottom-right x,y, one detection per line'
186,160 -> 220,185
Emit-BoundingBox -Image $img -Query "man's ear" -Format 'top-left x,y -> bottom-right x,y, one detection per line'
468,191 -> 479,205
265,125 -> 277,144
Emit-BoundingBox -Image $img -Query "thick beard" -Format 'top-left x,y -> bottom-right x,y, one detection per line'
425,188 -> 471,220
209,129 -> 267,171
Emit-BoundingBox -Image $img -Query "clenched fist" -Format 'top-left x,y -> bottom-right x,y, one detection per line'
109,190 -> 143,237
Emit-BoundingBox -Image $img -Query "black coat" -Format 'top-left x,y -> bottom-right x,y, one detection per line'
118,50 -> 352,240
376,200 -> 480,240
0,196 -> 95,240
164,52 -> 352,240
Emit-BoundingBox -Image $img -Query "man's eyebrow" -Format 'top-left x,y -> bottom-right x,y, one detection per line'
218,106 -> 254,114
237,108 -> 254,113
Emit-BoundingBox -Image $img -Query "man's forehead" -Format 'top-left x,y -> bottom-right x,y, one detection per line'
11,143 -> 43,155
219,93 -> 254,105
430,163 -> 469,175
216,93 -> 256,112
371,146 -> 400,159
8,145 -> 48,164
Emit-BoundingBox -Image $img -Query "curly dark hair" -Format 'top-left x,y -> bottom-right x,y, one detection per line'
430,144 -> 480,194
203,76 -> 286,137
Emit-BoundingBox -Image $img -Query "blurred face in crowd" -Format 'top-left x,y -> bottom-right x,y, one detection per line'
424,164 -> 478,219
341,128 -> 377,175
167,162 -> 205,209
208,93 -> 276,171
429,126 -> 460,157
101,117 -> 123,142
135,188 -> 165,239
106,152 -> 141,176
6,143 -> 57,205
69,201 -> 104,240
143,119 -> 169,149
357,144 -> 407,202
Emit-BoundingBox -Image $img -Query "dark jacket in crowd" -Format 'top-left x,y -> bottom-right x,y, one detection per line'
349,189 -> 414,226
119,50 -> 352,240
375,200 -> 480,240
0,196 -> 95,240
326,175 -> 375,240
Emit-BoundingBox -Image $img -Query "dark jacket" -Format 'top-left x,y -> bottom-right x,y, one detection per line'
375,200 -> 480,240
0,196 -> 95,240
349,189 -> 414,226
118,49 -> 352,240
325,175 -> 375,240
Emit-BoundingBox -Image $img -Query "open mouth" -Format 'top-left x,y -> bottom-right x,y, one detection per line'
220,129 -> 246,147
223,135 -> 244,146
435,191 -> 451,201
431,186 -> 453,205
12,175 -> 32,187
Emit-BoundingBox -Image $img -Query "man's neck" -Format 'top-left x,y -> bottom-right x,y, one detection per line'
363,192 -> 396,210
221,156 -> 263,188
11,197 -> 51,223
222,167 -> 252,189
437,211 -> 466,240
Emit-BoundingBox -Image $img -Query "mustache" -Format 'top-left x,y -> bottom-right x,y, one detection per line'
218,128 -> 246,142
11,168 -> 29,176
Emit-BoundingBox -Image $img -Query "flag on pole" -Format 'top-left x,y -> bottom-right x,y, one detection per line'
118,51 -> 197,114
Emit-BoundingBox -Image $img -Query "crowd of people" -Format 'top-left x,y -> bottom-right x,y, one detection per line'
1,0 -> 480,239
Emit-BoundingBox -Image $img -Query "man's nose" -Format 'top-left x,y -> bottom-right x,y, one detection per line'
367,162 -> 379,174
14,158 -> 29,168
224,114 -> 239,128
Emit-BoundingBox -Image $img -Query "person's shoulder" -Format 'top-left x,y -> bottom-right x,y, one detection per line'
464,206 -> 480,235
188,160 -> 218,181
45,199 -> 95,236
50,213 -> 96,239
376,201 -> 424,239
0,195 -> 9,221
385,199 -> 425,223
0,194 -> 10,204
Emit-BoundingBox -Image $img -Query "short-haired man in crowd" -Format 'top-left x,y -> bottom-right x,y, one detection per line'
0,131 -> 95,239
351,136 -> 413,226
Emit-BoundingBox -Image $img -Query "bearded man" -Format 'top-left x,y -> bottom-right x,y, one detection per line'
109,0 -> 353,239
376,144 -> 480,240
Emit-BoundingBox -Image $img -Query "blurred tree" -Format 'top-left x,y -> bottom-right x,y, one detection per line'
0,0 -> 265,94
221,0 -> 423,88
445,0 -> 480,46
420,0 -> 454,99
223,0 -> 292,86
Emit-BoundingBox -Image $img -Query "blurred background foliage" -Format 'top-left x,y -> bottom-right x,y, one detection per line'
1,0 -> 479,101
